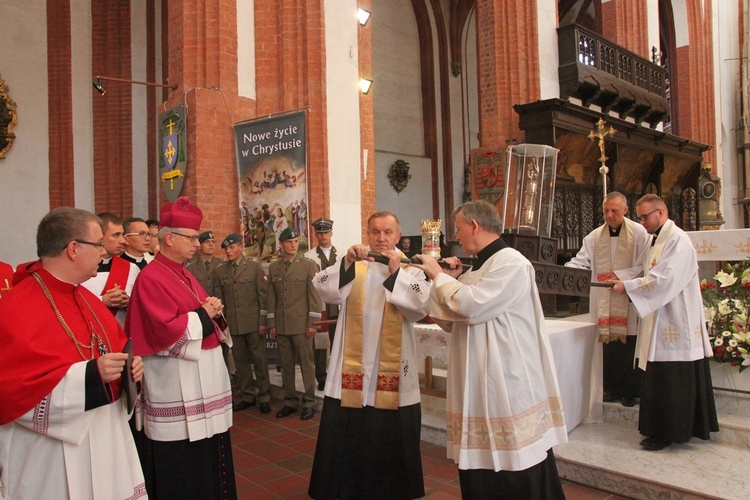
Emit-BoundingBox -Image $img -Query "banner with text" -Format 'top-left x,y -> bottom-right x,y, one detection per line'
234,111 -> 309,260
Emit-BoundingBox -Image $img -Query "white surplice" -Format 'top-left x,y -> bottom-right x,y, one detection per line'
623,220 -> 712,368
429,247 -> 568,472
139,311 -> 233,442
312,258 -> 430,407
566,217 -> 651,337
81,258 -> 140,326
0,362 -> 147,500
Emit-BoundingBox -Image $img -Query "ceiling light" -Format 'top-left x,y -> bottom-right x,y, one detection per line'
357,8 -> 371,26
359,78 -> 373,94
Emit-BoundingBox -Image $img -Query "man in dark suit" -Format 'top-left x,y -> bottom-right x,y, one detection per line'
212,233 -> 271,414
267,228 -> 321,420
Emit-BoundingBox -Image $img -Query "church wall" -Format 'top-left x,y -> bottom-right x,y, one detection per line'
131,0 -> 150,220
324,0 -> 364,248
0,0 -> 52,266
237,0 -> 256,100
538,0 -> 560,100
372,0 -> 427,235
714,0 -> 743,228
71,0 -> 94,213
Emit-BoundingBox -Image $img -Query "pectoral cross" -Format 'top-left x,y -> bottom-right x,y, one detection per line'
1,278 -> 11,295
588,118 -> 615,196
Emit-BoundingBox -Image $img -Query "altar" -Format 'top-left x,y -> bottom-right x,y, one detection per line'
414,316 -> 602,433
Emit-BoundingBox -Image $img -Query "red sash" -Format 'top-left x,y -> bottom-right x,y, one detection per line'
103,256 -> 130,314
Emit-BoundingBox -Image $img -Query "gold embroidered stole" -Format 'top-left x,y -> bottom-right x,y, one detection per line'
636,220 -> 675,370
594,221 -> 633,343
341,261 -> 402,410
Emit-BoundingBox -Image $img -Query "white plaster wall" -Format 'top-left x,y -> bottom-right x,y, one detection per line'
714,0 -> 742,228
372,0 -> 424,157
237,0 -> 256,100
372,0 -> 427,235
324,0 -> 363,248
0,0 -> 51,266
375,152 -> 433,236
132,0 -> 149,218
71,0 -> 94,212
538,0 -> 560,100
647,0 -> 659,57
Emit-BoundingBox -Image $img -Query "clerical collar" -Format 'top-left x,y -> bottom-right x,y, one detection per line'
651,224 -> 664,246
608,225 -> 621,237
473,237 -> 508,271
124,251 -> 144,262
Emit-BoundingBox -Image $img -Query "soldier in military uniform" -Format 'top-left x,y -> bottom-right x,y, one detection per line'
268,227 -> 321,420
304,217 -> 339,391
185,231 -> 223,294
212,233 -> 272,414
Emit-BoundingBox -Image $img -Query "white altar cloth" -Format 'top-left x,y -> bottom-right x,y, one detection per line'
686,228 -> 750,261
414,317 -> 602,433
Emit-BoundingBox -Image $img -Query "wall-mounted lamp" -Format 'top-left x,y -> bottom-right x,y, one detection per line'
92,78 -> 107,95
357,8 -> 371,26
91,75 -> 177,95
359,78 -> 373,94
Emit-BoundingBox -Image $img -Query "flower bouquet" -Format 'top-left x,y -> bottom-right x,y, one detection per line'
701,260 -> 750,373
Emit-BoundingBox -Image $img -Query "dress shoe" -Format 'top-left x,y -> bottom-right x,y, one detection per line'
621,397 -> 637,407
233,400 -> 257,411
300,407 -> 316,420
639,437 -> 671,451
276,406 -> 297,418
259,402 -> 271,414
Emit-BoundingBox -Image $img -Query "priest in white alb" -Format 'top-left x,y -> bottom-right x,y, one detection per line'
308,211 -> 430,500
565,191 -> 651,407
611,194 -> 718,451
413,200 -> 567,499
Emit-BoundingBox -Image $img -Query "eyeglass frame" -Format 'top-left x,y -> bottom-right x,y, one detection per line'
124,231 -> 151,238
637,208 -> 661,222
170,231 -> 201,243
74,239 -> 106,249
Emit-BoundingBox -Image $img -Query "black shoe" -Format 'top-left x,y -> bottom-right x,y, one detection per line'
603,392 -> 617,403
640,437 -> 671,451
233,400 -> 257,411
276,406 -> 297,418
621,397 -> 637,407
300,407 -> 316,420
259,402 -> 271,414
317,381 -> 325,391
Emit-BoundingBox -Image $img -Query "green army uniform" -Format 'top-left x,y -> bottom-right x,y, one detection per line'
267,251 -> 321,412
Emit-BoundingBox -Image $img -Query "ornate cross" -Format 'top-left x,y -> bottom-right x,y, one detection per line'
588,118 -> 616,196
1,279 -> 11,294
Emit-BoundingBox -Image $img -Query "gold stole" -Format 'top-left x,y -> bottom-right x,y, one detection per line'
341,261 -> 402,410
594,221 -> 633,343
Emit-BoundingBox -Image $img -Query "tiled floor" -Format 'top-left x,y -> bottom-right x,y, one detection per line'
229,399 -> 629,499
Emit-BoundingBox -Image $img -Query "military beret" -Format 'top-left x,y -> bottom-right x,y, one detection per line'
311,217 -> 334,233
198,231 -> 215,243
279,228 -> 300,241
221,233 -> 242,248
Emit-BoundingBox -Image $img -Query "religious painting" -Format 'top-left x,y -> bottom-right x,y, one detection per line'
158,104 -> 187,202
233,110 -> 308,261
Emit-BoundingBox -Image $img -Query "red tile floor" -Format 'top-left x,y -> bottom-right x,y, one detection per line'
229,399 -> 628,499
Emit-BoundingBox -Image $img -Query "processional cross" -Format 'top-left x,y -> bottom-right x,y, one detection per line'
588,118 -> 616,196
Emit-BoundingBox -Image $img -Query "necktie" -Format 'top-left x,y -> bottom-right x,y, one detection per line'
284,260 -> 290,272
205,260 -> 210,271
233,262 -> 239,276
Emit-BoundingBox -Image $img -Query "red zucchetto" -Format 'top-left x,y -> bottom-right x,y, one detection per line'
159,196 -> 203,231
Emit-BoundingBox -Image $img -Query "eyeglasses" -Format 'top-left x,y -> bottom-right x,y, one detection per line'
171,231 -> 200,243
637,208 -> 660,222
74,239 -> 106,249
147,232 -> 158,238
124,231 -> 151,238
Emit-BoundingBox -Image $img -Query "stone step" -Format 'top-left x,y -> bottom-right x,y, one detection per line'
555,421 -> 750,500
603,395 -> 750,451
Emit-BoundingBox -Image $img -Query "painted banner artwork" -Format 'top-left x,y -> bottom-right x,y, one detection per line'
233,111 -> 308,260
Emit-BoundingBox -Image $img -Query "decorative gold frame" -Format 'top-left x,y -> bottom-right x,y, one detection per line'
0,74 -> 18,160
